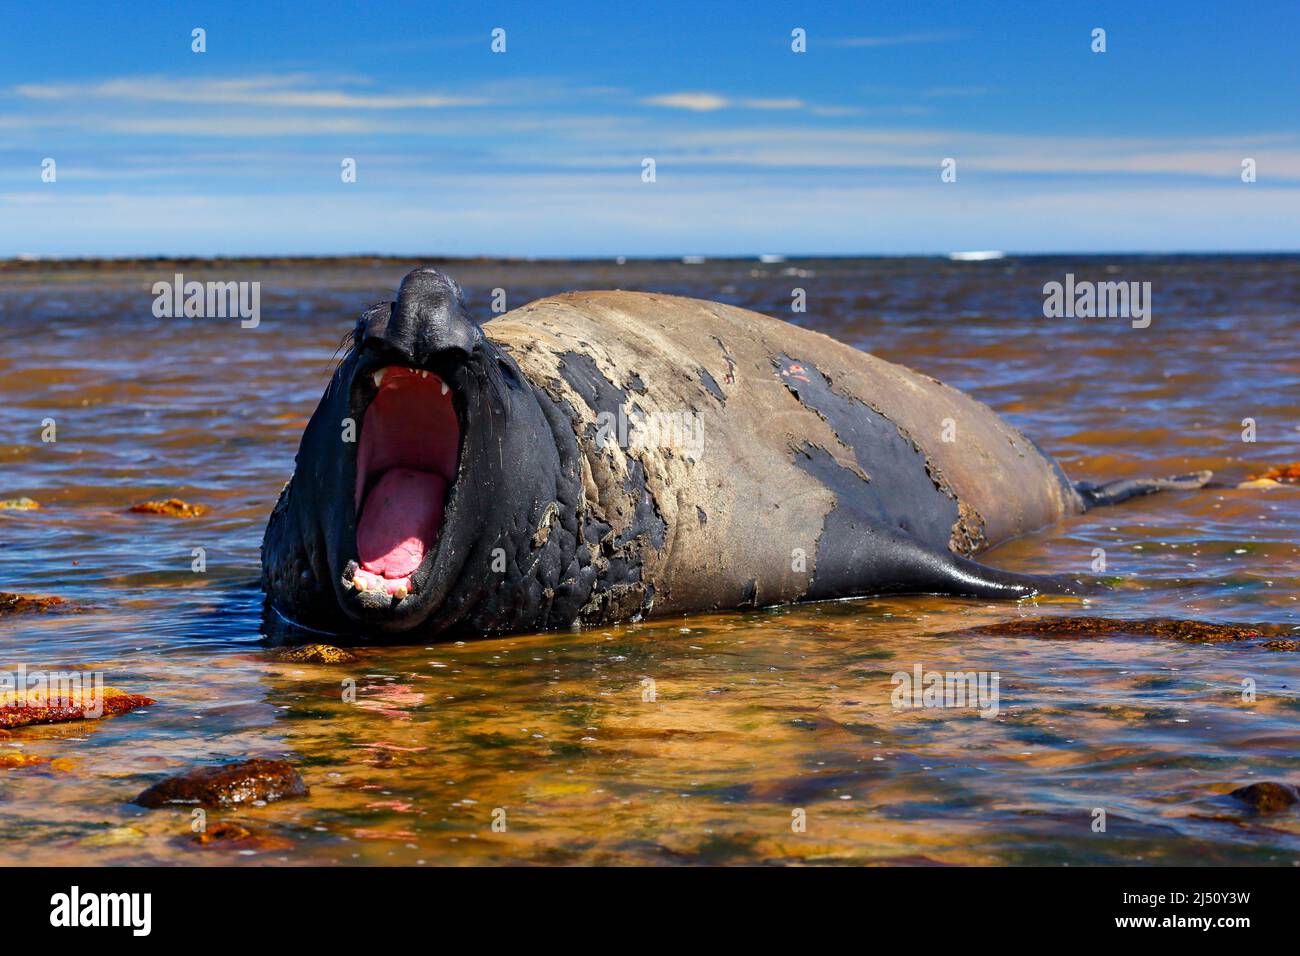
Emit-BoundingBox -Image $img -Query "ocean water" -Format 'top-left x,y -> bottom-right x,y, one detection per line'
0,255 -> 1297,865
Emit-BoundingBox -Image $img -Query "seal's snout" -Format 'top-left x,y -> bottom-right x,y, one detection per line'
359,267 -> 482,367
392,268 -> 480,361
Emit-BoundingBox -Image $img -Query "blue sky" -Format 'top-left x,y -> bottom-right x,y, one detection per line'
2,0 -> 1297,257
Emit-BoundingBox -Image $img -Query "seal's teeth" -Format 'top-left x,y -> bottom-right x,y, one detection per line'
353,575 -> 368,593
392,585 -> 409,601
440,381 -> 449,396
372,368 -> 387,389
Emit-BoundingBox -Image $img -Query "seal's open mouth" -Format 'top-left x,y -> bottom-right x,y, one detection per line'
351,366 -> 459,600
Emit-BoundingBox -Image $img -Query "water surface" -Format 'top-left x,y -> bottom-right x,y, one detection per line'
1,256 -> 1297,865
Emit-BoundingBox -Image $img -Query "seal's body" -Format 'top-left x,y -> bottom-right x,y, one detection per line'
262,268 -> 1208,640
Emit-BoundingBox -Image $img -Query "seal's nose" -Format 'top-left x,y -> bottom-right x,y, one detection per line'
360,268 -> 482,366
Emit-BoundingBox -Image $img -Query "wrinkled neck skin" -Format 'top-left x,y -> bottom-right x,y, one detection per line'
261,336 -> 584,641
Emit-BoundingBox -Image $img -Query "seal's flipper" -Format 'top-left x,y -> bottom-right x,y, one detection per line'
1074,470 -> 1212,510
809,520 -> 1098,601
917,550 -> 1099,599
876,531 -> 1097,599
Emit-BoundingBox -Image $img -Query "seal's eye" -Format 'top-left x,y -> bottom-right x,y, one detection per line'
350,367 -> 459,598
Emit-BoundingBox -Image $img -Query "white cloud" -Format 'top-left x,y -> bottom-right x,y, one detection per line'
809,105 -> 862,117
643,92 -> 843,114
4,179 -> 1297,257
104,117 -> 388,136
14,75 -> 484,109
623,127 -> 1300,179
642,92 -> 730,112
741,98 -> 805,111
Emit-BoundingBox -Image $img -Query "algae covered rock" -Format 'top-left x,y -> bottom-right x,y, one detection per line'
128,498 -> 208,517
0,687 -> 154,729
1229,782 -> 1299,814
271,644 -> 358,664
135,758 -> 308,808
0,497 -> 41,510
0,592 -> 80,616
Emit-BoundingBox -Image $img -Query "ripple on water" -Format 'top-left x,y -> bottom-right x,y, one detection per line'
0,257 -> 1297,864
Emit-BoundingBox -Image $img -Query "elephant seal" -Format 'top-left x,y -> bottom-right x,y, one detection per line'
262,267 -> 1210,639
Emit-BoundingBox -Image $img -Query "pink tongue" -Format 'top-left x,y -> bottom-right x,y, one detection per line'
357,468 -> 447,579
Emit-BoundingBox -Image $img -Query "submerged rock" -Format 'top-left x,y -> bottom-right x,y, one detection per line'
1230,782 -> 1299,814
0,752 -> 51,769
190,820 -> 292,851
0,497 -> 41,510
80,826 -> 146,848
965,616 -> 1279,645
194,820 -> 253,845
0,687 -> 154,729
128,498 -> 208,518
271,644 -> 358,664
135,758 -> 308,809
1244,462 -> 1300,485
0,592 -> 79,616
1262,640 -> 1300,652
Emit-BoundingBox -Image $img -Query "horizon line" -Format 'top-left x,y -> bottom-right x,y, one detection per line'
6,249 -> 1300,265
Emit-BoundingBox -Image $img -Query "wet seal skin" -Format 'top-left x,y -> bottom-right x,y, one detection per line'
134,758 -> 308,808
262,267 -> 1215,641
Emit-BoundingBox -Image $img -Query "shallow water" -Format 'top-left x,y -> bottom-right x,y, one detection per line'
1,256 -> 1297,865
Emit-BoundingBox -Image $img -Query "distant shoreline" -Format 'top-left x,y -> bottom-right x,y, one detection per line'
3,251 -> 1299,273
